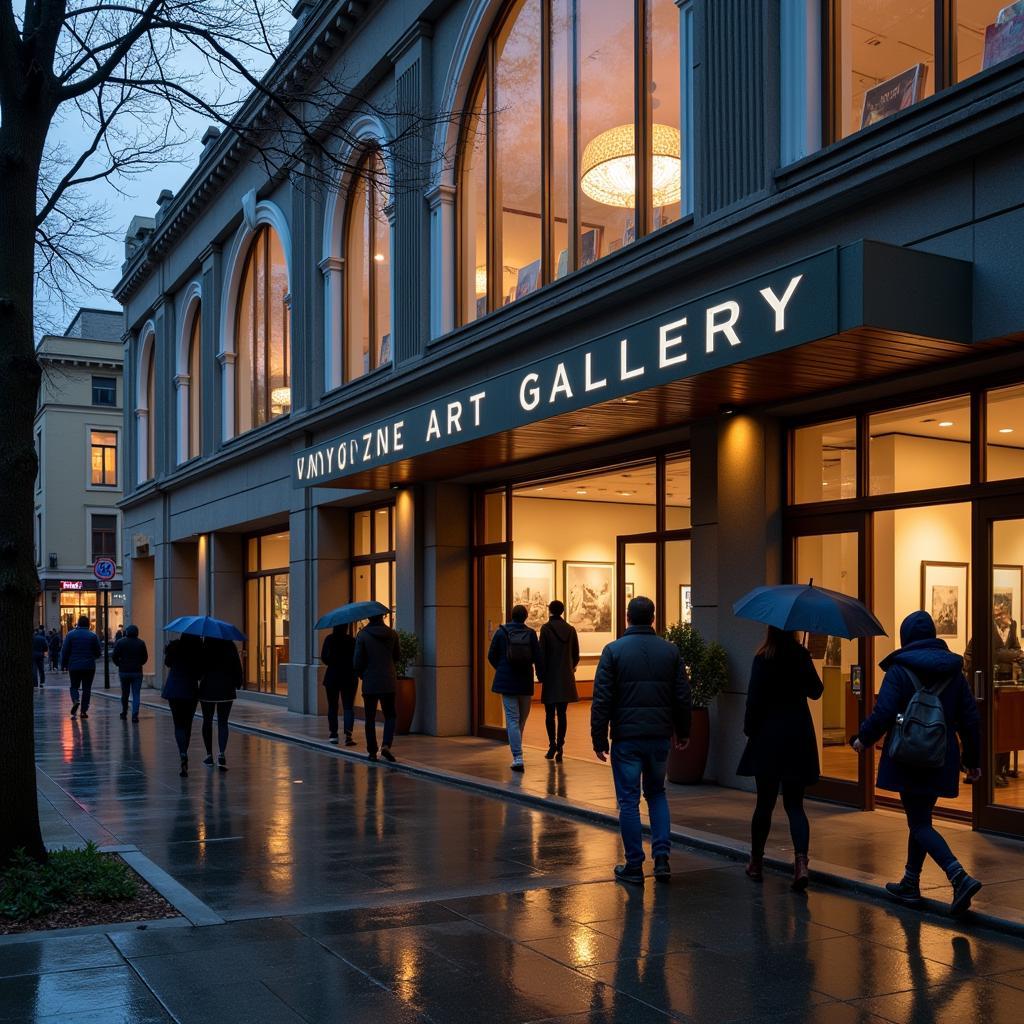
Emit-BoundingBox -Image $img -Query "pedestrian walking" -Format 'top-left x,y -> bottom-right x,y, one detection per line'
162,634 -> 202,777
353,614 -> 401,762
539,600 -> 580,762
114,628 -> 124,643
737,626 -> 824,891
31,628 -> 48,688
112,624 -> 149,722
321,624 -> 357,745
488,604 -> 543,772
853,610 -> 983,916
60,615 -> 100,718
591,595 -> 691,884
199,637 -> 241,770
48,630 -> 61,672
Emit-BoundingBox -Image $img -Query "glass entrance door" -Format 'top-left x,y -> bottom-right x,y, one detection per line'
790,516 -> 870,807
974,499 -> 1024,836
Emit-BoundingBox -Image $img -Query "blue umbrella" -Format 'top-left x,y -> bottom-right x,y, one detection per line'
732,584 -> 886,640
163,615 -> 247,641
314,600 -> 390,630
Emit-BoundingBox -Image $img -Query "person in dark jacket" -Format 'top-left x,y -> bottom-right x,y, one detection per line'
321,625 -> 357,745
854,610 -> 982,916
198,638 -> 242,770
48,630 -> 62,671
163,634 -> 202,777
488,604 -> 543,772
60,615 -> 101,718
353,615 -> 401,762
112,624 -> 149,722
737,627 -> 824,891
31,628 -> 48,688
538,601 -> 580,762
591,596 -> 691,884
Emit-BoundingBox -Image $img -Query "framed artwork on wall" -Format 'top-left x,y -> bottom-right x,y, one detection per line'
993,564 -> 1023,628
920,561 -> 969,650
679,584 -> 692,625
564,560 -> 614,655
513,559 -> 556,634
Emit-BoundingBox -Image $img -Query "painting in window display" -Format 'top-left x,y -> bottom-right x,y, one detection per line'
513,560 -> 555,633
679,584 -> 692,625
564,561 -> 614,655
921,561 -> 969,643
994,565 -> 1024,631
860,64 -> 928,128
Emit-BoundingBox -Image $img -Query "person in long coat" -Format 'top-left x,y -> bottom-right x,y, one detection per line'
538,600 -> 580,762
199,638 -> 242,770
353,614 -> 401,762
163,634 -> 202,777
488,604 -> 543,772
853,610 -> 982,916
321,624 -> 357,745
737,626 -> 823,891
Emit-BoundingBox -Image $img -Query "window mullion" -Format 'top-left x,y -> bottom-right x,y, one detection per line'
487,43 -> 501,312
569,0 -> 580,272
368,165 -> 377,372
635,0 -> 651,238
541,0 -> 552,284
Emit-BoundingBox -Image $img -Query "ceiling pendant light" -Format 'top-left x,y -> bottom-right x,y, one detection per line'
580,123 -> 682,209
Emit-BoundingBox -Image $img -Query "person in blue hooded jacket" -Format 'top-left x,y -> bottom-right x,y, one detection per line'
853,610 -> 982,916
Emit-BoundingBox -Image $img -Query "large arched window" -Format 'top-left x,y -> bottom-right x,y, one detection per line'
145,347 -> 155,479
187,309 -> 201,459
345,150 -> 392,381
459,0 -> 684,324
235,225 -> 290,433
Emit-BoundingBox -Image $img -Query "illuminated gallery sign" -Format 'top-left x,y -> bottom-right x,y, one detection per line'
294,246 -> 929,487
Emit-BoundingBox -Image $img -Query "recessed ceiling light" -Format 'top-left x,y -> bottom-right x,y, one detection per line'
373,253 -> 385,262
1000,428 -> 1014,434
617,490 -> 633,496
938,421 -> 954,427
618,397 -> 639,405
576,489 -> 587,495
535,486 -> 545,491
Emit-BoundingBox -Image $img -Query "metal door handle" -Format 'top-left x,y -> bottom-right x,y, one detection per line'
973,670 -> 984,700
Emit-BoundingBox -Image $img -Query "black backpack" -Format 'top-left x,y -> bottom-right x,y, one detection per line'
888,668 -> 951,769
502,626 -> 534,668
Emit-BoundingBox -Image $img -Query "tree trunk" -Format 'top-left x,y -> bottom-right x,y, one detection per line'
0,130 -> 47,863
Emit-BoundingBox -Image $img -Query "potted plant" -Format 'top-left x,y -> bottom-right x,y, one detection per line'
664,622 -> 729,784
394,629 -> 421,734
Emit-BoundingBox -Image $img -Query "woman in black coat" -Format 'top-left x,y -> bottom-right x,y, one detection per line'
198,638 -> 242,770
320,625 -> 357,745
163,635 -> 202,777
737,626 -> 823,891
538,601 -> 580,762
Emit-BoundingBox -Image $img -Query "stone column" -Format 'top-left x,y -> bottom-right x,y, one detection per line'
427,185 -> 456,339
319,256 -> 344,392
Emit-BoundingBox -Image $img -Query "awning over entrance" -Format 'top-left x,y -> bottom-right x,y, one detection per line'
294,241 -> 978,491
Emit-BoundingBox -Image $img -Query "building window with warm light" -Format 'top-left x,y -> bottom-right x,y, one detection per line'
345,149 -> 392,382
458,0 -> 691,325
90,429 -> 118,487
235,224 -> 291,433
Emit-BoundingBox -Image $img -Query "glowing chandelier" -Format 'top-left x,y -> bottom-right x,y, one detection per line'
271,386 -> 292,409
580,123 -> 682,209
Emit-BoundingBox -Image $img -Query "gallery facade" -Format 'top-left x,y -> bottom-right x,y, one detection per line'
117,0 -> 1024,838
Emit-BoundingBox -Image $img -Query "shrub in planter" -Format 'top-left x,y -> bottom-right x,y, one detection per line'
394,630 -> 421,734
664,623 -> 729,784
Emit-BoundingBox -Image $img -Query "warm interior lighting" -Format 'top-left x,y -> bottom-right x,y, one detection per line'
617,490 -> 633,496
576,489 -> 587,495
475,265 -> 487,295
1000,428 -> 1014,434
580,123 -> 682,209
938,420 -> 954,427
271,386 -> 292,408
373,253 -> 385,263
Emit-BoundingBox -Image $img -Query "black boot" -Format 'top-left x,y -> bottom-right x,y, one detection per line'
179,756 -> 188,778
950,870 -> 982,916
885,878 -> 923,905
654,856 -> 671,882
545,745 -> 557,760
614,863 -> 644,886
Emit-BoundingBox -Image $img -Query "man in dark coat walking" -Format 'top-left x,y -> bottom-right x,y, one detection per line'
60,615 -> 101,718
112,624 -> 149,722
321,625 -> 357,745
854,610 -> 982,916
539,600 -> 580,761
488,604 -> 543,772
353,614 -> 402,762
591,596 -> 691,884
31,628 -> 48,688
48,629 -> 61,671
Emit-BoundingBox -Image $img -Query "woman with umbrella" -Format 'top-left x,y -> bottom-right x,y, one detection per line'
163,632 -> 202,777
733,582 -> 885,890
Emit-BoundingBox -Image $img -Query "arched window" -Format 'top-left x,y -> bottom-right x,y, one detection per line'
458,0 -> 683,324
235,225 -> 290,433
145,349 -> 155,479
187,309 -> 201,459
345,150 -> 391,381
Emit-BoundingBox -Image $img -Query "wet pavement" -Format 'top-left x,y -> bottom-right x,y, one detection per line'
8,679 -> 1024,1022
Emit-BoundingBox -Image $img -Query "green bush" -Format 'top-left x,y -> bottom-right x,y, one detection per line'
0,842 -> 136,922
395,629 -> 420,677
664,622 -> 729,708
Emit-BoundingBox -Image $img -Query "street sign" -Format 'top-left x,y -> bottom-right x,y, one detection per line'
93,557 -> 116,581
97,581 -> 113,590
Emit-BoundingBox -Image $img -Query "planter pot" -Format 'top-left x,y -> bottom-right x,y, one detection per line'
395,676 -> 416,735
667,706 -> 710,784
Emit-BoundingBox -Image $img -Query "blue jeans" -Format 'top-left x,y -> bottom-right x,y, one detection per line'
611,737 -> 672,867
120,673 -> 142,717
33,656 -> 46,687
502,695 -> 532,759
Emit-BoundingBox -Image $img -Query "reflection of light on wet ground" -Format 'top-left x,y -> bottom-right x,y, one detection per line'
569,924 -> 597,964
395,944 -> 422,1002
61,715 -> 76,762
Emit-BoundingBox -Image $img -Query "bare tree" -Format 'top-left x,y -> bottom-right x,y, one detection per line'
0,0 -> 450,863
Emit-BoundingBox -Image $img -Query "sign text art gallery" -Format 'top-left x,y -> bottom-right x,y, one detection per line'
293,251 -> 840,488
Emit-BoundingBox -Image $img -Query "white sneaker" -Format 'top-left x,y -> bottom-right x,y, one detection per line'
511,757 -> 525,773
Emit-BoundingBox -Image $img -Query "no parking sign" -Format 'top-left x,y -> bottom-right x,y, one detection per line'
93,557 -> 116,582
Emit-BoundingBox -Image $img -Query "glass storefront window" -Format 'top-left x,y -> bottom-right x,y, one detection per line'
665,454 -> 692,528
791,418 -> 857,503
987,383 -> 1024,481
665,539 -> 692,627
374,506 -> 391,553
352,503 -> 396,624
354,510 -> 372,556
478,489 -> 506,545
869,396 -> 970,495
244,529 -> 290,695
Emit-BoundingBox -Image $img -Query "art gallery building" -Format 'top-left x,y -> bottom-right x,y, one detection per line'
117,0 -> 1024,839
